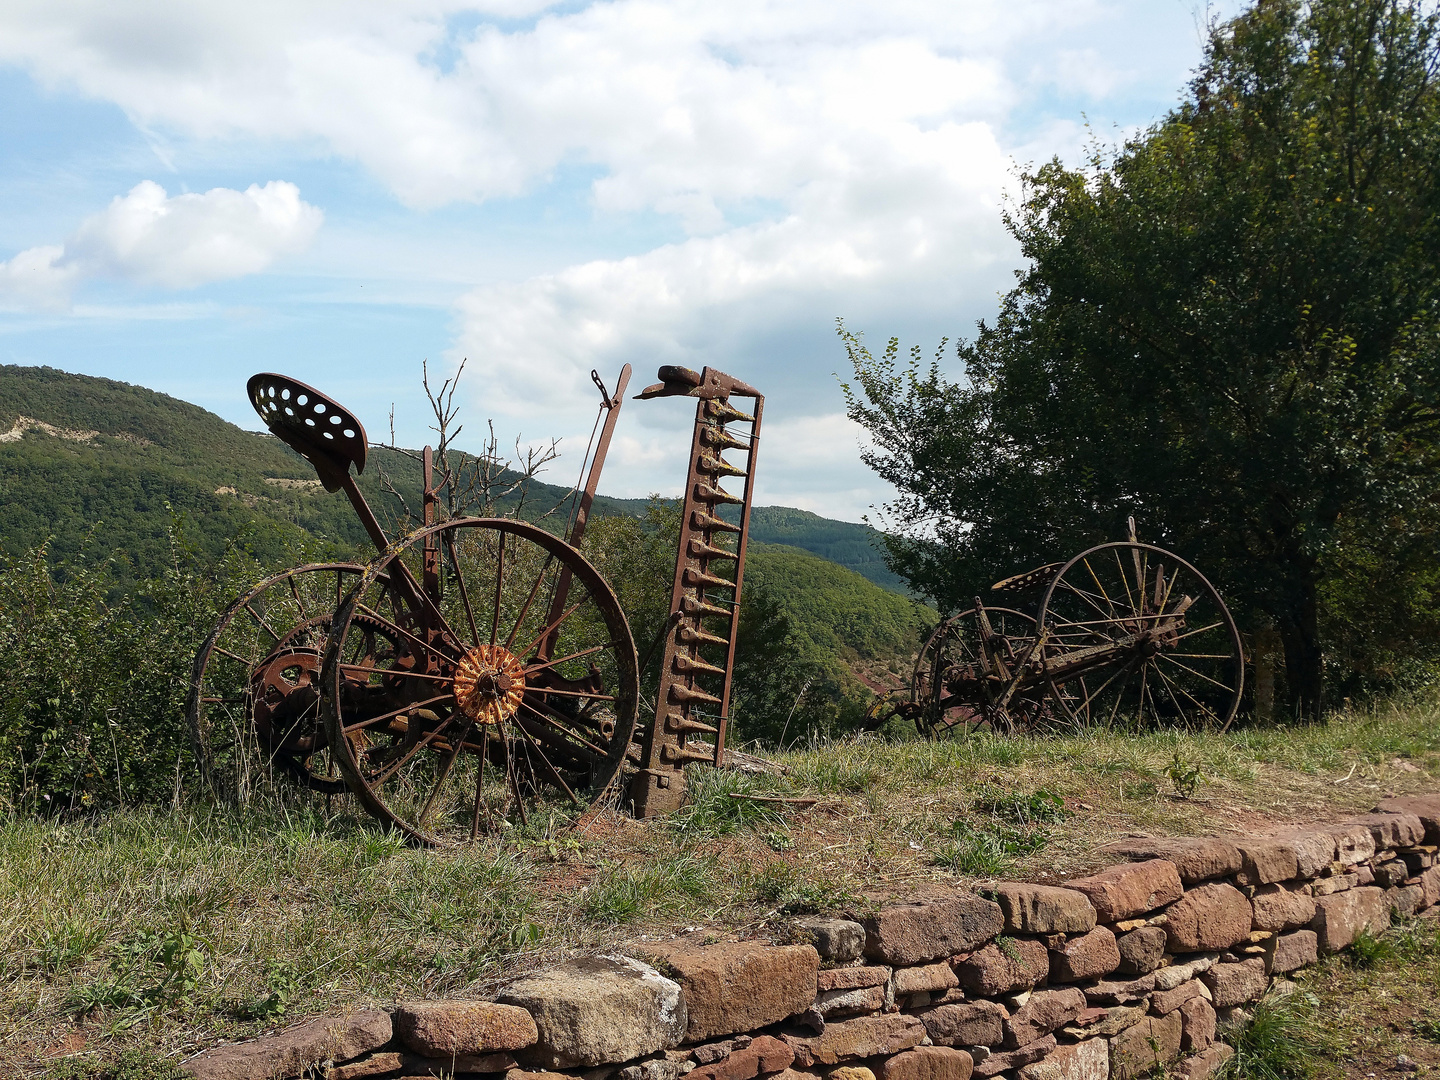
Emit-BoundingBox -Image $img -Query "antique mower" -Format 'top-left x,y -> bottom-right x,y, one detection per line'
867,521 -> 1246,737
186,364 -> 763,843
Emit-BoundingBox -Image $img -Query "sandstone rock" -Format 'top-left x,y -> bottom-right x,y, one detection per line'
1389,884 -> 1425,917
499,955 -> 686,1068
686,1035 -> 793,1080
814,986 -> 885,1019
915,1001 -> 1007,1048
1323,824 -> 1377,866
830,1069 -> 875,1080
1267,830 -> 1337,879
183,1009 -> 393,1080
1176,1042 -> 1233,1080
506,1069 -> 573,1080
770,1071 -> 822,1080
1064,861 -> 1183,922
402,1052 -> 519,1077
1064,1004 -> 1146,1038
1374,796 -> 1440,844
1345,812 -> 1426,851
1374,859 -> 1410,888
1311,886 -> 1391,953
1311,873 -> 1358,896
642,941 -> 818,1043
1249,884 -> 1316,933
1200,958 -> 1267,1008
1232,840 -> 1298,886
1178,996 -> 1215,1052
1082,974 -> 1156,1006
616,1056 -> 691,1080
1110,1013 -> 1182,1080
692,1037 -> 753,1066
394,1001 -> 538,1057
1003,987 -> 1086,1048
1017,1036 -> 1108,1080
1104,837 -> 1241,885
1150,979 -> 1204,1016
1048,926 -> 1120,983
1163,883 -> 1252,952
971,1037 -> 1056,1079
990,883 -> 1097,934
794,918 -> 866,963
953,938 -> 1049,996
785,1014 -> 925,1067
1421,865 -> 1440,907
863,894 -> 1003,966
327,1054 -> 405,1080
894,961 -> 960,996
1115,926 -> 1167,975
1271,930 -> 1318,973
818,966 -> 891,992
1152,955 -> 1218,992
879,1046 -> 974,1080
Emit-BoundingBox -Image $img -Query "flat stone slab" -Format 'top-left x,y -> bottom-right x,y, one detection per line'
1232,840 -> 1298,885
1201,958 -> 1267,1008
893,961 -> 960,996
1103,838 -> 1241,885
643,940 -> 818,1043
1002,987 -> 1085,1048
1064,860 -> 1183,922
1271,929 -> 1318,973
1163,882 -> 1252,952
972,1036 -> 1056,1079
862,892 -> 1003,965
817,966 -> 891,992
499,954 -> 686,1068
989,883 -> 1097,934
183,1009 -> 392,1080
915,1001 -> 1007,1048
1375,795 -> 1440,844
785,1014 -> 926,1067
393,1001 -> 538,1057
1311,885 -> 1391,952
879,1047 -> 974,1080
953,938 -> 1049,997
1322,823 -> 1377,866
1344,812 -> 1426,850
1018,1036 -> 1108,1080
1266,829 -> 1337,878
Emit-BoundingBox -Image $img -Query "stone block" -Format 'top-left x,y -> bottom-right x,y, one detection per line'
1017,1037 -> 1108,1080
1176,1042 -> 1234,1080
794,918 -> 866,963
863,893 -> 1004,966
1110,1013 -> 1182,1080
1152,955 -> 1217,991
1345,812 -> 1426,851
1311,873 -> 1357,896
1267,830 -> 1337,879
1115,926 -> 1167,975
893,961 -> 960,996
1249,884 -> 1316,932
953,938 -> 1049,996
1200,958 -> 1267,1008
1389,884 -> 1425,917
1375,795 -> 1440,844
1232,840 -> 1298,886
642,941 -> 818,1043
394,1001 -> 538,1057
915,1001 -> 1007,1048
1178,996 -> 1215,1052
1421,865 -> 1440,907
814,986 -> 885,1019
327,1054 -> 405,1080
499,955 -> 686,1068
183,1009 -> 392,1080
687,1036 -> 793,1080
1149,979 -> 1203,1016
785,1014 -> 925,1067
1163,883 -> 1252,952
1002,987 -> 1086,1048
818,966 -> 891,992
1271,930 -> 1318,973
971,1036 -> 1056,1079
1374,859 -> 1410,888
1048,926 -> 1120,983
1064,1004 -> 1145,1038
1104,837 -> 1241,885
1064,861 -> 1183,922
879,1046 -> 974,1080
831,1069 -> 875,1080
1082,973 -> 1156,1006
990,883 -> 1098,934
1323,824 -> 1377,866
1311,886 -> 1391,953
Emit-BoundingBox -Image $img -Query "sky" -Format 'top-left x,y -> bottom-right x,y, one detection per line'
0,0 -> 1244,522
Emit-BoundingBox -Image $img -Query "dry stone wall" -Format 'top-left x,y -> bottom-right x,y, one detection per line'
182,793 -> 1440,1080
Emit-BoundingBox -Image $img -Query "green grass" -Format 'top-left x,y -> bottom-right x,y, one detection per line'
8,694 -> 1440,1073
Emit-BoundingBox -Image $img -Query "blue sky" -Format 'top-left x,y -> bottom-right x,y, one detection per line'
0,0 -> 1243,521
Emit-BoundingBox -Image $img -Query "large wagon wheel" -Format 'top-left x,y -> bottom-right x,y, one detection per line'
913,607 -> 1050,738
1036,542 -> 1244,732
321,518 -> 639,845
187,563 -> 368,800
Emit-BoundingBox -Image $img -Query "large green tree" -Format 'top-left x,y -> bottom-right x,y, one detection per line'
842,0 -> 1440,717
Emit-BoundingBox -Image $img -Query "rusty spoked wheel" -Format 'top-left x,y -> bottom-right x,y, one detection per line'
913,607 -> 1051,738
187,563 -> 369,800
321,519 -> 639,845
1037,542 -> 1244,732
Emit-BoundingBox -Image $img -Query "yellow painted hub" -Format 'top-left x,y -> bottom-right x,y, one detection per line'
453,644 -> 526,725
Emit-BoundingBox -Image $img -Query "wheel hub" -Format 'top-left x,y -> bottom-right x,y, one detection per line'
453,644 -> 526,725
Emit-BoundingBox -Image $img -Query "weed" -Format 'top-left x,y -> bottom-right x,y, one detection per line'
581,855 -> 718,924
1221,992 -> 1327,1080
241,958 -> 303,1021
670,769 -> 789,838
1348,929 -> 1397,968
751,862 -> 854,915
933,819 -> 1048,876
971,785 -> 1067,825
46,1049 -> 186,1080
1166,751 -> 1205,798
762,830 -> 795,852
37,919 -> 105,974
1414,1013 -> 1440,1042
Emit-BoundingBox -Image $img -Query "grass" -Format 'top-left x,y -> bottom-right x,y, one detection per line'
7,692 -> 1440,1076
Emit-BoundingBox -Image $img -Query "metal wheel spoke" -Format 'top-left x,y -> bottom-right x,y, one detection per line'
490,531 -> 506,647
342,693 -> 455,734
442,532 -> 482,646
244,603 -> 282,642
1156,652 -> 1236,692
504,553 -> 556,651
1154,663 -> 1219,724
525,639 -> 624,672
1175,621 -> 1226,641
520,701 -> 609,758
519,596 -> 592,660
514,721 -> 581,805
355,603 -> 459,662
287,576 -> 308,620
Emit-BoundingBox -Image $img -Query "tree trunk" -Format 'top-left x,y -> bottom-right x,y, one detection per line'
1277,583 -> 1324,720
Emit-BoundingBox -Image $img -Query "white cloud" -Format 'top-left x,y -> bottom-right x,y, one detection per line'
0,180 -> 322,308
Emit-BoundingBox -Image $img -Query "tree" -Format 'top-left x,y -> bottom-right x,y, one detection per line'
842,0 -> 1440,718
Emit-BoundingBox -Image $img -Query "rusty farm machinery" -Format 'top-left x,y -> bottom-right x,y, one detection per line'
186,364 -> 762,843
865,520 -> 1245,738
